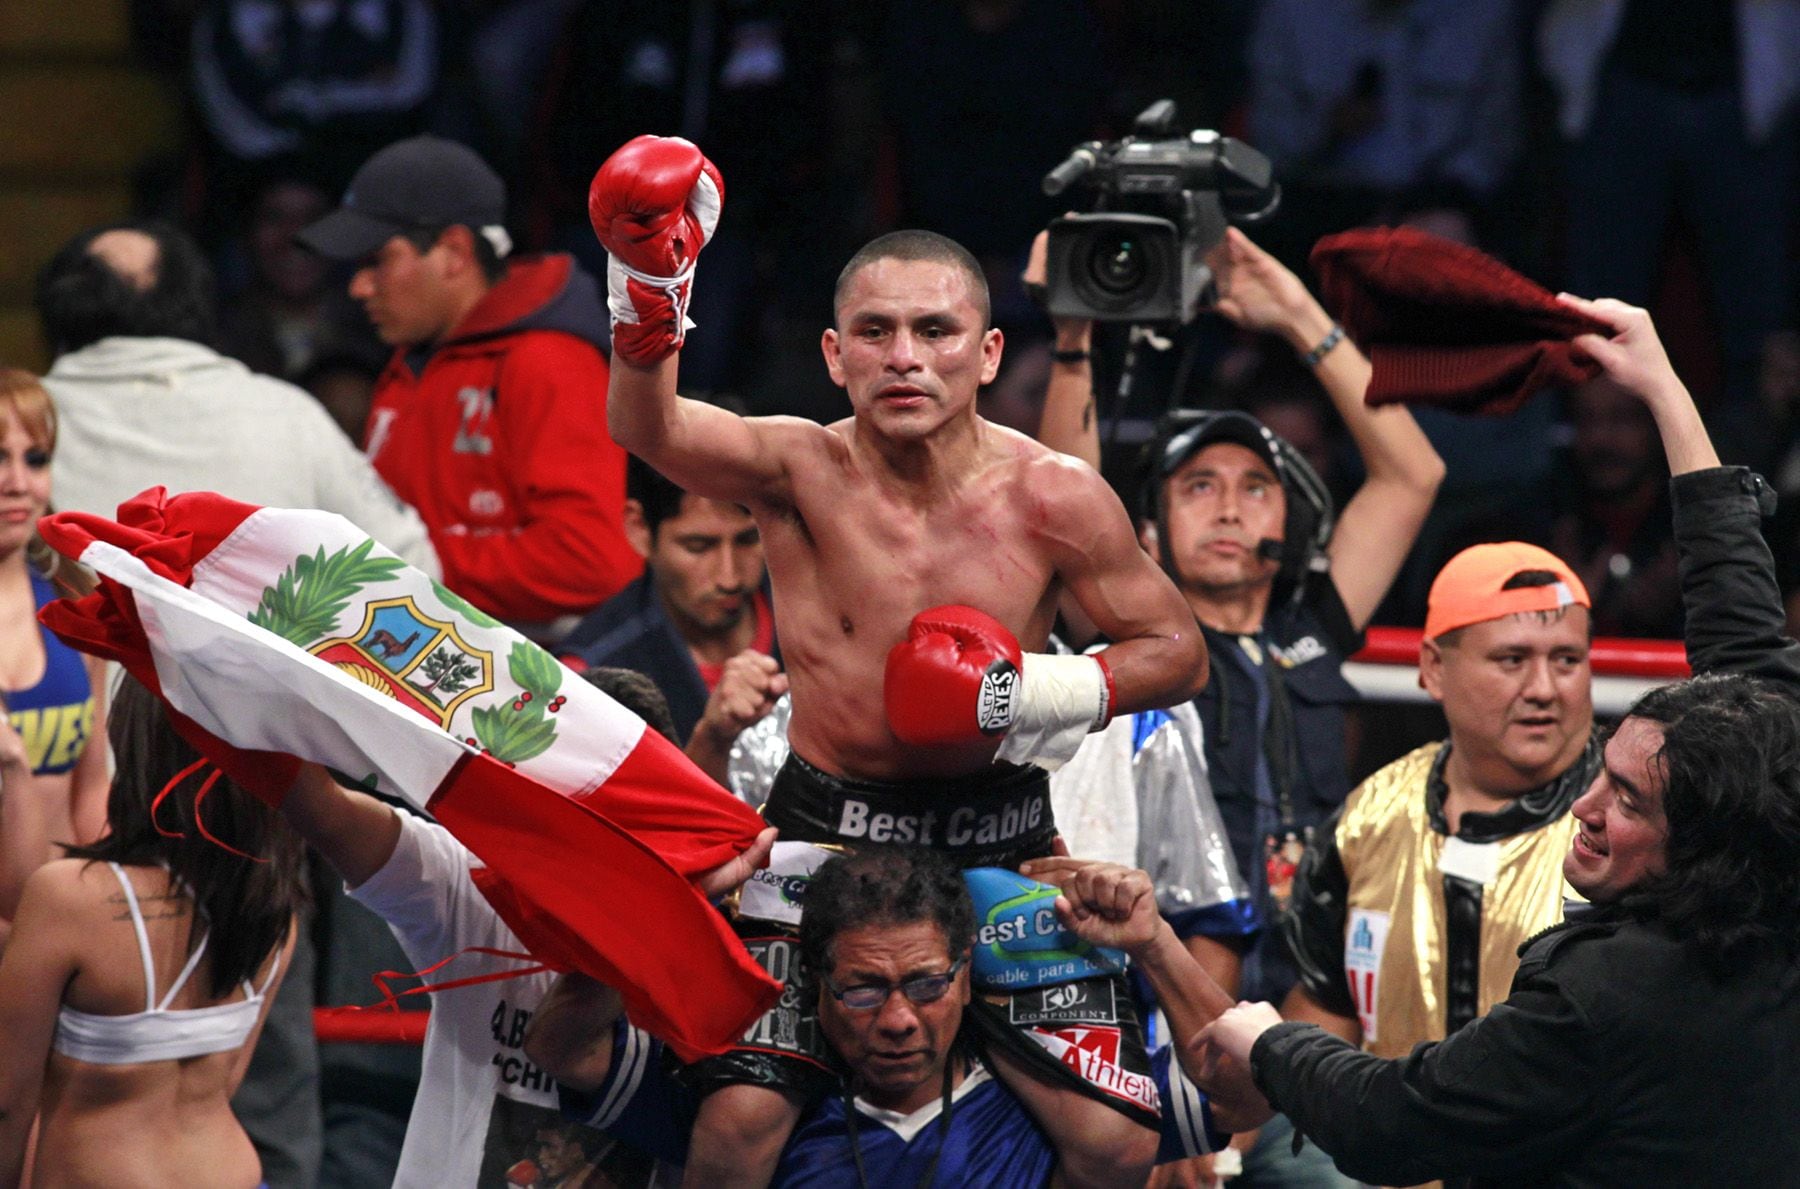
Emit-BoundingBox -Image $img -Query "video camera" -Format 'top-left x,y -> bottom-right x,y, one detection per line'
1041,101 -> 1280,325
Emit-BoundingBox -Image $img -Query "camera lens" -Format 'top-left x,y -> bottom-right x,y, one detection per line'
1086,233 -> 1148,296
1047,214 -> 1178,321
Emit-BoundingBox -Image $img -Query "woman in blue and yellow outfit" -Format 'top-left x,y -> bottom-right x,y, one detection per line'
0,369 -> 108,942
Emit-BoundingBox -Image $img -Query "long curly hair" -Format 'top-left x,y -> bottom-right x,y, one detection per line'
1620,673 -> 1800,965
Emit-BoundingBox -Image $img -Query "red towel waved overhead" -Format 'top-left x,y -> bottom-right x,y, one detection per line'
1311,226 -> 1614,415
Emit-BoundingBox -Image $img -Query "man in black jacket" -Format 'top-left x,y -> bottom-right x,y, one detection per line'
1197,296 -> 1800,1187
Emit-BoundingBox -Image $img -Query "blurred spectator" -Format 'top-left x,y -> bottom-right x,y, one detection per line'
1539,0 -> 1800,452
977,336 -> 1054,435
299,137 -> 640,634
130,0 -> 207,77
1748,328 -> 1800,634
1222,344 -> 1349,504
881,0 -> 1108,326
296,343 -> 387,443
463,0 -> 582,168
189,0 -> 439,195
31,219 -> 461,1189
217,174 -> 383,388
1547,376 -> 1681,639
1248,0 -> 1521,265
1091,0 -> 1257,134
34,220 -> 439,576
531,0 -> 830,393
1762,326 -> 1800,492
560,454 -> 782,779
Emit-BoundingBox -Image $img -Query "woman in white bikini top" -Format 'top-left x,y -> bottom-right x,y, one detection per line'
0,675 -> 305,1188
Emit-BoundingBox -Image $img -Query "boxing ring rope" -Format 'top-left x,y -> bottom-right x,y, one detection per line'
311,628 -> 1690,1046
313,1008 -> 428,1045
1344,628 -> 1690,718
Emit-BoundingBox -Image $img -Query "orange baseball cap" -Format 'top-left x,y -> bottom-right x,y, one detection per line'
1424,542 -> 1590,641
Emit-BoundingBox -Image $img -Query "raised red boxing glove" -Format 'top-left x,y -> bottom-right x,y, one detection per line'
587,135 -> 724,365
885,605 -> 1115,767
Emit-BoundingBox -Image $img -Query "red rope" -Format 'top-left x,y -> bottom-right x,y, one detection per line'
334,945 -> 550,1018
192,767 -> 265,863
149,757 -> 268,862
150,757 -> 209,838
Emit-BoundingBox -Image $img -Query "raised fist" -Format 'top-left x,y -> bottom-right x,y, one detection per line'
587,135 -> 724,365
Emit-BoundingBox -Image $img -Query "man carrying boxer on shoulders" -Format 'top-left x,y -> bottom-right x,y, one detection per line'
590,136 -> 1208,1185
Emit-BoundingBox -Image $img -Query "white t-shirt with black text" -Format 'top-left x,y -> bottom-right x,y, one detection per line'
349,812 -> 660,1187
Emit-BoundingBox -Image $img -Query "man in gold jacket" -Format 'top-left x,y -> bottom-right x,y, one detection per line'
1280,324 -> 1784,1187
1284,543 -> 1595,1057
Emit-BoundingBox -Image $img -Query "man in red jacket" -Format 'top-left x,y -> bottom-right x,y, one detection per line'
301,136 -> 641,634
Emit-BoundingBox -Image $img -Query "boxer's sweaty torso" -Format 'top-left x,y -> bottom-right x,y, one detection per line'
745,415 -> 1072,781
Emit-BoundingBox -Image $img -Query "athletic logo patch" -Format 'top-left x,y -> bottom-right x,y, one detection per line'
1345,908 -> 1390,1044
1008,978 -> 1118,1027
966,870 -> 1126,990
454,386 -> 495,455
736,937 -> 826,1064
1026,1024 -> 1159,1117
738,842 -> 833,926
830,791 -> 1049,854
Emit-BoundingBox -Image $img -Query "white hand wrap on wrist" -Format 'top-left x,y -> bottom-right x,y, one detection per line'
604,255 -> 698,335
994,652 -> 1114,770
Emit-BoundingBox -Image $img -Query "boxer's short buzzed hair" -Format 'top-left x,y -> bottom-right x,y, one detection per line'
834,230 -> 990,329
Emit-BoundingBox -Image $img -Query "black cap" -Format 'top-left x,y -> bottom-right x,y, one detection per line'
297,136 -> 507,261
1154,409 -> 1284,484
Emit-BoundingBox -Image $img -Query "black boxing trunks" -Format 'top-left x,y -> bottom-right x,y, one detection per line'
761,752 -> 1059,870
688,761 -> 1154,1129
674,911 -> 841,1103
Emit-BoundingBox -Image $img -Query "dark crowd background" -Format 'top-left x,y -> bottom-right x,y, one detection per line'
3,4 -> 1795,1181
9,0 -> 1800,705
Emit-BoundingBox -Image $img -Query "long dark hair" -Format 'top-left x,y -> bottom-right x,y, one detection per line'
65,677 -> 305,997
1620,673 -> 1800,966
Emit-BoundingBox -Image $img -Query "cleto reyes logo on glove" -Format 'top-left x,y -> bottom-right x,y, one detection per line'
976,659 -> 1020,734
885,605 -> 1028,748
887,604 -> 1111,765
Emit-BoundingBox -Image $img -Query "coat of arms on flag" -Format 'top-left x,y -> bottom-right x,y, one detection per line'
37,488 -> 780,1060
308,594 -> 497,729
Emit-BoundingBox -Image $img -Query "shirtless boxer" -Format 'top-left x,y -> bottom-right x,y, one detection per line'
591,137 -> 1208,1184
597,145 -> 1204,781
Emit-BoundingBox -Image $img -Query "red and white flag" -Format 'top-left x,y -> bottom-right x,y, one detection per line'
38,488 -> 778,1061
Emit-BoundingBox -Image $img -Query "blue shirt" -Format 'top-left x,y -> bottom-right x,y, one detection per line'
9,568 -> 94,776
562,1023 -> 1223,1187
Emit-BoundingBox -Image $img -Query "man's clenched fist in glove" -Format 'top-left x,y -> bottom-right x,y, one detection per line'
588,135 -> 724,365
885,604 -> 1114,768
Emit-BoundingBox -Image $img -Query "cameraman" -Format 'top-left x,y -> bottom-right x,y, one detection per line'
1032,227 -> 1443,1187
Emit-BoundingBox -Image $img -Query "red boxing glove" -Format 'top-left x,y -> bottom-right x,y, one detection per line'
886,606 -> 1114,767
885,606 -> 1025,746
587,135 -> 725,365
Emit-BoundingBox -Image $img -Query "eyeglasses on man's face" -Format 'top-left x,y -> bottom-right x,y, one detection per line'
823,957 -> 968,1011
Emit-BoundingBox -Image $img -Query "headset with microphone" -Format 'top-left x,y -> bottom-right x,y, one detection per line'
1140,408 -> 1335,605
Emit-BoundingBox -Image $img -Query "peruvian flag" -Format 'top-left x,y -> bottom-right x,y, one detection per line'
38,488 -> 779,1061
